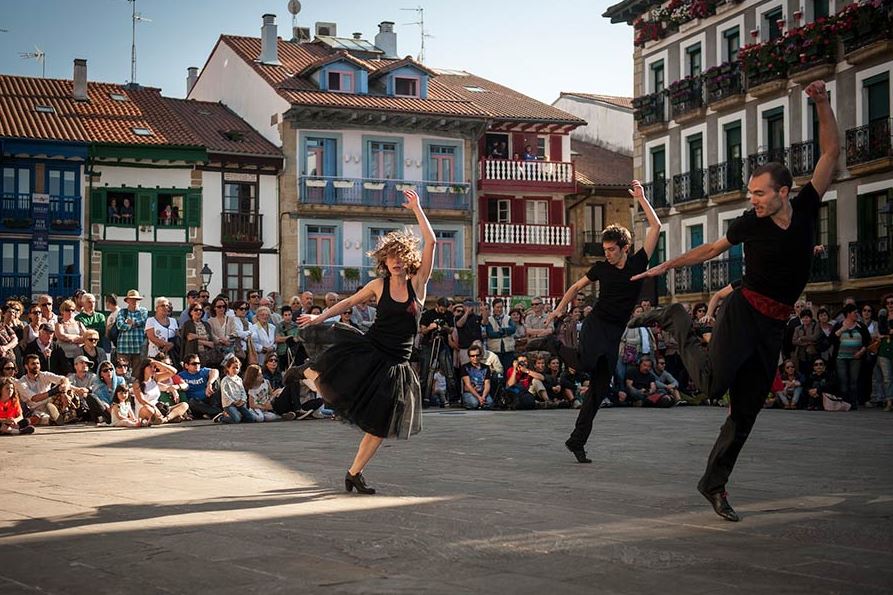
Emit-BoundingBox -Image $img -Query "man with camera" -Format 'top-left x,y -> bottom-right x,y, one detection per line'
418,297 -> 459,406
504,355 -> 547,410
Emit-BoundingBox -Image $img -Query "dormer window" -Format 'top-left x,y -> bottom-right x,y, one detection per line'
328,71 -> 354,93
394,77 -> 419,97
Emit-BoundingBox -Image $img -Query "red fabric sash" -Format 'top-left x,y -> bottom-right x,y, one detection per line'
741,287 -> 793,321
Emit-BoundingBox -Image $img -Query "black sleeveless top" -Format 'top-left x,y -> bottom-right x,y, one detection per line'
365,276 -> 422,362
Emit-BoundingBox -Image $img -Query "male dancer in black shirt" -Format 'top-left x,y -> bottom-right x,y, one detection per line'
546,180 -> 661,463
630,81 -> 839,521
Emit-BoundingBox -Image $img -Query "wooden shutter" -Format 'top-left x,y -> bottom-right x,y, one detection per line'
137,191 -> 154,226
101,252 -> 119,296
549,266 -> 564,298
90,189 -> 106,224
828,200 -> 837,246
549,199 -> 564,226
185,189 -> 202,228
153,252 -> 187,298
549,135 -> 563,161
511,265 -> 525,297
511,133 -> 526,158
478,264 -> 488,297
511,199 -> 525,224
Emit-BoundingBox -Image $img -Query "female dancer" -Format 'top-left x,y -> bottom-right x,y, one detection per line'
298,189 -> 434,494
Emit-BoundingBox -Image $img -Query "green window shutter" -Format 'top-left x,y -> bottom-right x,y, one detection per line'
137,191 -> 154,226
828,200 -> 837,246
152,251 -> 186,298
101,252 -> 119,295
90,189 -> 106,224
185,189 -> 202,228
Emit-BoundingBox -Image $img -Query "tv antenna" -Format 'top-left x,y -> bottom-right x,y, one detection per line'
127,0 -> 151,85
20,46 -> 46,78
288,0 -> 301,31
401,6 -> 433,63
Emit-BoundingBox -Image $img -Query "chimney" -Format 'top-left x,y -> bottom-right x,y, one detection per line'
375,21 -> 397,59
72,58 -> 88,101
186,67 -> 199,96
259,13 -> 280,65
352,32 -> 362,40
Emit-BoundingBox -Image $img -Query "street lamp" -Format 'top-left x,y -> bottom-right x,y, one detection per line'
200,264 -> 213,290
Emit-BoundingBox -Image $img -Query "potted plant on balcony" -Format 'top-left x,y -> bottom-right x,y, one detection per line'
2,217 -> 33,228
835,0 -> 892,51
394,182 -> 415,192
739,38 -> 787,87
782,19 -> 837,72
305,178 -> 328,188
448,184 -> 466,194
332,179 -> 354,189
430,270 -> 446,282
343,267 -> 360,281
305,266 -> 323,283
363,181 -> 386,191
426,183 -> 448,193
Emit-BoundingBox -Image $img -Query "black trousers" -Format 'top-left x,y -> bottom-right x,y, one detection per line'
659,290 -> 785,494
85,395 -> 111,424
271,385 -> 323,414
187,392 -> 223,419
419,338 -> 460,404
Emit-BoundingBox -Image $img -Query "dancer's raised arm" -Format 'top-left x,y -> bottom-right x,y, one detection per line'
403,189 -> 436,299
630,179 -> 661,260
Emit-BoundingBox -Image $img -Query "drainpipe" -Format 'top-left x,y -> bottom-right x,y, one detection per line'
470,132 -> 479,301
86,145 -> 95,297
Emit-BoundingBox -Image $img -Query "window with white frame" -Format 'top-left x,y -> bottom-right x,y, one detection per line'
527,267 -> 549,297
435,230 -> 457,269
487,198 -> 511,223
394,77 -> 418,97
327,71 -> 354,93
526,200 -> 548,225
536,136 -> 548,160
488,266 -> 511,295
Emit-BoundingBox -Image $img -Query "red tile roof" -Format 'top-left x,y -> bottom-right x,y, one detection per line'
217,35 -> 583,125
559,92 -> 634,110
0,74 -> 280,158
571,139 -> 632,188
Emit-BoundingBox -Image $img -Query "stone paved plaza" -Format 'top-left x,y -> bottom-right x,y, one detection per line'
1,407 -> 891,594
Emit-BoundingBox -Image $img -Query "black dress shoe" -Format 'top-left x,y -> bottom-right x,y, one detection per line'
345,471 -> 376,495
698,486 -> 739,522
565,440 -> 592,464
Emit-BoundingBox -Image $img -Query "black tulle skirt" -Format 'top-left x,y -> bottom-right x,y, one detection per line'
302,324 -> 422,440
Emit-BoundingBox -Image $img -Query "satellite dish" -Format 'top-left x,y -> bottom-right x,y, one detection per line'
287,0 -> 301,15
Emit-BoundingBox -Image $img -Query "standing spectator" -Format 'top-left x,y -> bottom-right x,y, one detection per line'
859,303 -> 880,407
804,358 -> 837,411
782,300 -> 805,360
146,297 -> 179,363
484,298 -> 516,373
22,323 -> 55,372
54,300 -> 86,374
245,290 -> 261,322
454,300 -> 483,366
177,290 -> 201,327
524,298 -> 553,341
207,296 -> 235,357
0,377 -> 35,435
832,303 -> 869,410
179,355 -> 222,420
68,356 -> 105,423
104,294 -> 119,352
792,308 -> 821,377
418,298 -> 457,405
460,344 -> 492,410
116,290 -> 149,369
133,359 -> 189,425
244,364 -> 278,421
219,357 -> 254,423
351,298 -> 377,333
109,384 -> 142,428
877,295 -> 893,411
509,308 -> 527,353
816,307 -> 835,363
22,305 -> 42,346
259,297 -> 281,325
230,301 -> 253,364
16,354 -> 70,425
0,305 -> 20,364
80,329 -> 108,373
181,302 -> 217,365
275,306 -> 304,368
251,306 -> 277,365
774,360 -> 803,410
297,291 -> 314,316
75,293 -> 106,347
198,289 -> 211,312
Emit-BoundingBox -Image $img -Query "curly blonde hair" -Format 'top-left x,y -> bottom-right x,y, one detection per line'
368,230 -> 421,277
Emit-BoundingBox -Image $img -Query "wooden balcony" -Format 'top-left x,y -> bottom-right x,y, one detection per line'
478,159 -> 575,192
845,119 -> 893,176
221,211 -> 263,248
479,222 -> 573,256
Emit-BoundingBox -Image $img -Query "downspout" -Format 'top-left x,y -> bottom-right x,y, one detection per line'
470,132 -> 479,301
86,145 -> 95,296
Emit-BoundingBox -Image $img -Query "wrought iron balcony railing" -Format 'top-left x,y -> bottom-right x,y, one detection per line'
708,159 -> 745,195
299,177 -> 471,210
672,169 -> 708,204
849,238 -> 893,279
846,119 -> 893,167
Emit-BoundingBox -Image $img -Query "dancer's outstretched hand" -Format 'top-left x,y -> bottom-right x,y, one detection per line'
297,313 -> 320,328
630,262 -> 668,281
628,179 -> 646,202
402,188 -> 420,210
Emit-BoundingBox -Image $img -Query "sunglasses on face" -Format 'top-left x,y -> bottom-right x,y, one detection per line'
187,361 -> 200,366
3,365 -> 15,371
237,307 -> 247,311
215,304 -> 226,309
87,337 -> 98,342
468,353 -> 480,358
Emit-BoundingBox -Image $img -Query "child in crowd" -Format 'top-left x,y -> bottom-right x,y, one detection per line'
0,377 -> 35,435
243,364 -> 279,422
110,384 -> 142,428
219,357 -> 254,423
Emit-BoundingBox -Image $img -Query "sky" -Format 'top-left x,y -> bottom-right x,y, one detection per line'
0,0 -> 633,104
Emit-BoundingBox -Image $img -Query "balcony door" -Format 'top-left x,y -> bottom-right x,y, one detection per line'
305,137 -> 338,177
367,141 -> 400,180
765,108 -> 785,162
650,61 -> 665,93
857,191 -> 889,243
723,27 -> 740,63
865,73 -> 890,124
428,145 -> 456,183
435,230 -> 456,269
724,122 -> 743,190
723,219 -> 744,282
687,224 -> 705,292
526,200 -> 548,225
306,225 -> 336,266
688,134 -> 704,198
488,266 -> 511,296
686,44 -> 702,77
224,255 -> 258,303
223,181 -> 256,214
651,147 -> 666,204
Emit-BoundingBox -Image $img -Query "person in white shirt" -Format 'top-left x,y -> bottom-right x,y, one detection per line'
16,354 -> 70,425
146,297 -> 179,360
250,306 -> 277,365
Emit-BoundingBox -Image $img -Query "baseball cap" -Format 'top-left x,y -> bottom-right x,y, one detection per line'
74,355 -> 93,366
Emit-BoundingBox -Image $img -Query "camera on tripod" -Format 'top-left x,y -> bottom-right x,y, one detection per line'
432,319 -> 452,336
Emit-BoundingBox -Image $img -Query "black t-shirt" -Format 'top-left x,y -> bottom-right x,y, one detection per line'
419,308 -> 454,346
726,182 -> 820,305
586,248 -> 649,324
456,313 -> 482,348
627,367 -> 654,391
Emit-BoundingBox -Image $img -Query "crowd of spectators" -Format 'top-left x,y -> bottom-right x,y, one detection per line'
2,285 -> 890,435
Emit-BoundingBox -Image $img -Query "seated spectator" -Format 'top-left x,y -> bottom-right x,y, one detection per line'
271,366 -> 322,420
67,355 -> 104,424
54,300 -> 86,374
651,356 -> 684,405
219,357 -> 254,424
804,358 -> 837,411
181,302 -> 218,366
110,384 -> 142,428
461,344 -> 492,410
0,377 -> 34,435
153,353 -> 189,416
133,359 -> 189,425
543,356 -> 574,408
16,354 -> 70,425
80,329 -> 108,373
243,364 -> 279,421
775,359 -> 803,410
504,355 -> 545,410
179,354 -> 222,420
560,365 -> 589,409
339,310 -> 359,329
95,361 -> 123,414
430,371 -> 448,408
146,297 -> 180,363
262,354 -> 283,390
350,299 -> 376,333
114,357 -> 133,384
1,357 -> 17,380
0,305 -> 20,363
23,323 -> 55,372
625,356 -> 671,407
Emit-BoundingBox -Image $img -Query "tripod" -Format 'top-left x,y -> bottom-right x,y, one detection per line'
422,332 -> 459,406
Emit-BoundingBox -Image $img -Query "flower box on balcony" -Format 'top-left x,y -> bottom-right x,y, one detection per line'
363,181 -> 386,191
838,0 -> 893,61
2,217 -> 33,228
305,179 -> 328,188
51,219 -> 79,231
332,180 -> 354,189
740,39 -> 788,95
342,267 -> 360,281
448,184 -> 467,194
782,19 -> 837,83
395,183 -> 416,192
426,185 -> 448,193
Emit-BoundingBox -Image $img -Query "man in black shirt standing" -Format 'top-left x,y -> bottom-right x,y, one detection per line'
630,81 -> 839,522
547,180 -> 661,463
418,297 -> 458,405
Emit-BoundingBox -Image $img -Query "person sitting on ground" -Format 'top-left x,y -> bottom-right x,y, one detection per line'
94,361 -> 123,417
219,357 -> 254,424
504,355 -> 544,410
560,365 -> 589,409
269,366 -> 317,421
804,357 -> 836,411
109,384 -> 142,428
67,355 -> 104,424
1,357 -> 18,381
625,356 -> 671,407
0,376 -> 35,435
133,358 -> 189,425
460,344 -> 492,410
114,357 -> 133,384
529,356 -> 553,407
178,354 -> 222,421
651,356 -> 685,405
543,356 -> 574,408
244,363 -> 279,422
262,354 -> 283,390
16,354 -> 70,425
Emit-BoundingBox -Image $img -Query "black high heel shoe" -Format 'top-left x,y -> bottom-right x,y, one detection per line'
345,471 -> 376,495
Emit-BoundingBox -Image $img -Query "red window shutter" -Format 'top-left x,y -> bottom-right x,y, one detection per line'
549,266 -> 565,297
549,135 -> 563,161
478,264 -> 488,297
511,133 -> 526,158
549,199 -> 564,225
512,266 -> 525,297
479,195 -> 489,220
512,199 -> 525,224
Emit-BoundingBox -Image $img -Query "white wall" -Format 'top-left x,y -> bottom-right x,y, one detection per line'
95,164 -> 193,189
200,171 -> 223,246
188,41 -> 290,146
258,173 -> 278,250
552,96 -> 634,156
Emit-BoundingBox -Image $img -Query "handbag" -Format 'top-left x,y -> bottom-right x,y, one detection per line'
822,393 -> 851,412
621,343 -> 638,365
246,335 -> 258,365
867,338 -> 881,355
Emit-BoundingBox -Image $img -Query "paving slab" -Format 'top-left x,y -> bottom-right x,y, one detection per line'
1,407 -> 891,594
